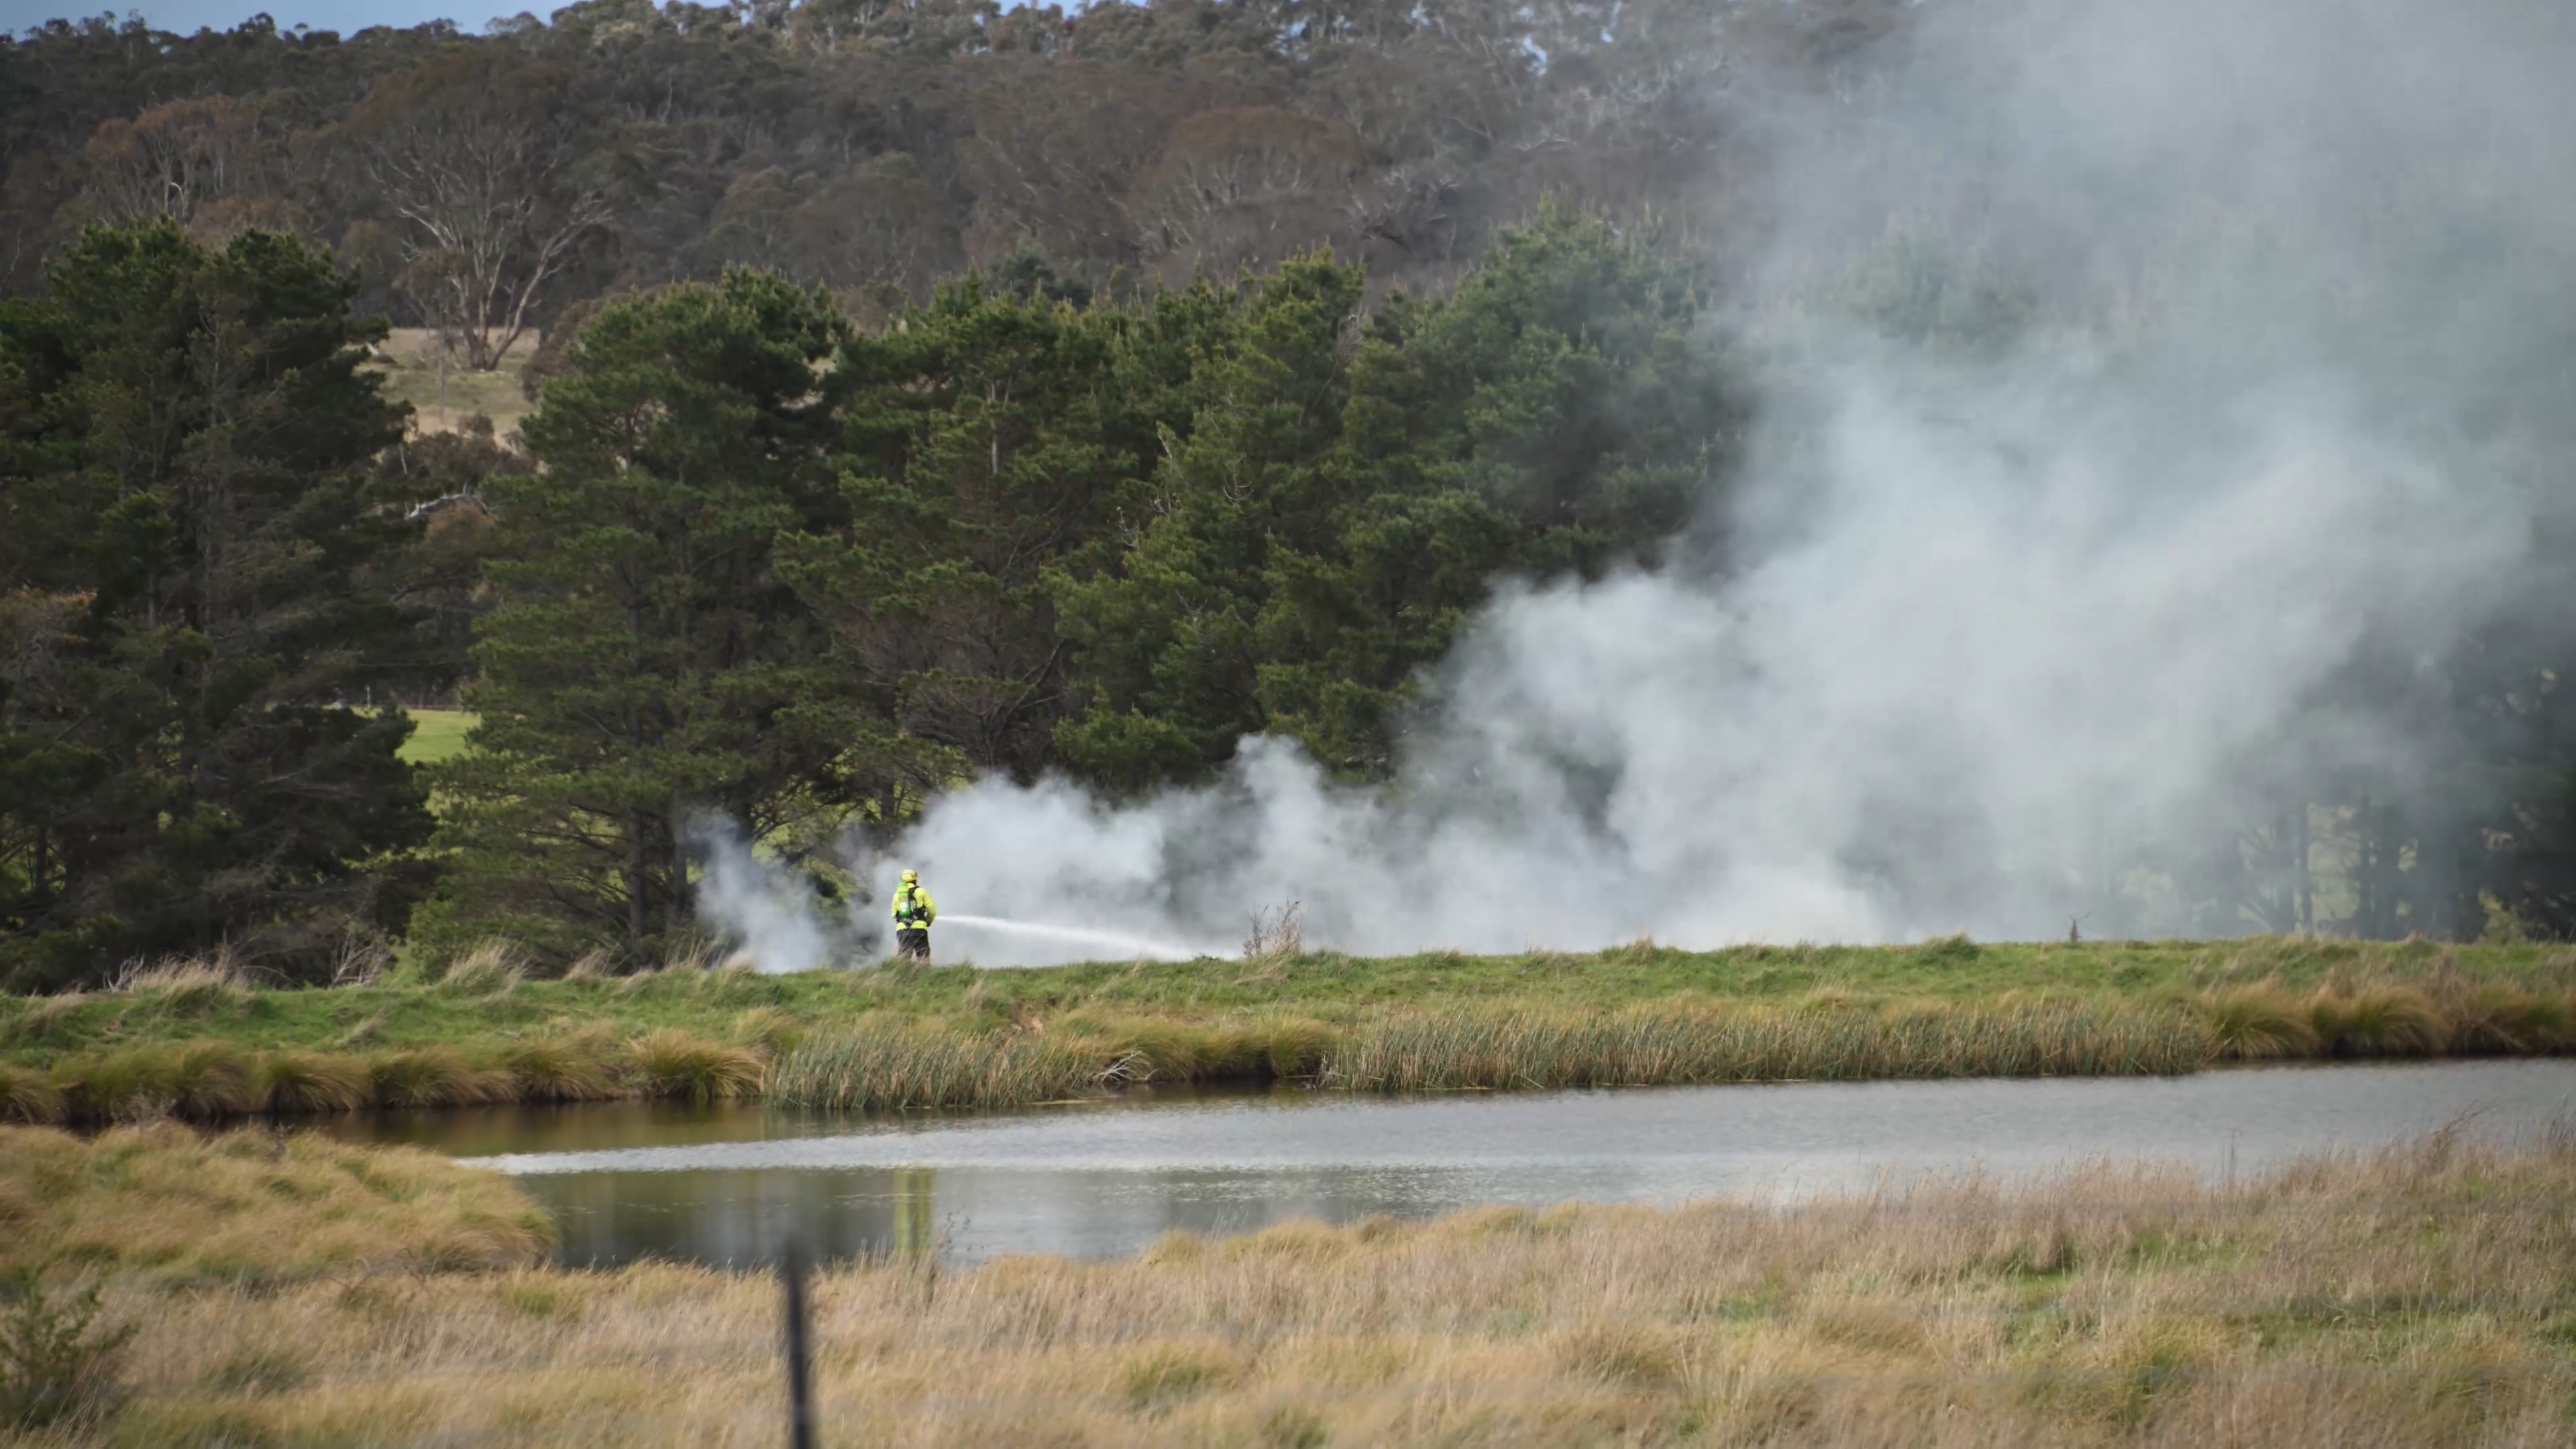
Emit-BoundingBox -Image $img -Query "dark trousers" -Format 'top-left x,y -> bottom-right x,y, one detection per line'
896,928 -> 931,963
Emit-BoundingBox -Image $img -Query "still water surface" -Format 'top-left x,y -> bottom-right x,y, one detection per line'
332,1061 -> 2576,1269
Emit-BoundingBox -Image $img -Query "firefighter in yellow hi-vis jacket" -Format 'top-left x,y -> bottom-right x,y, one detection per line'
891,870 -> 936,963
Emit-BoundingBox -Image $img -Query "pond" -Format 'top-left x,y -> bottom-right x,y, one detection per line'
329,1059 -> 2576,1269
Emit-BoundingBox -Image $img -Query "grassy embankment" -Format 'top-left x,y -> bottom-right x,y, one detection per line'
3,1122 -> 2570,1446
2,938 -> 2571,1124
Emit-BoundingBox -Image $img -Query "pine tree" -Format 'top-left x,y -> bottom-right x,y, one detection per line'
0,222 -> 431,990
417,270 -> 881,963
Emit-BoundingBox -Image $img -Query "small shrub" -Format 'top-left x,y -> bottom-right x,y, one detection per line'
0,1267 -> 135,1430
260,1052 -> 375,1114
1917,932 -> 1982,964
624,1030 -> 763,1104
1243,902 -> 1305,969
0,1066 -> 65,1126
328,935 -> 394,987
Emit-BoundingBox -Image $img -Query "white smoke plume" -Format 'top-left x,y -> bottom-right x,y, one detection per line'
689,819 -> 836,974
865,0 -> 2576,965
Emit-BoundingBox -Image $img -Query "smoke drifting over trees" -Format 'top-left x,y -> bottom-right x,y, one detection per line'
7,0 -> 2576,979
885,0 -> 2576,962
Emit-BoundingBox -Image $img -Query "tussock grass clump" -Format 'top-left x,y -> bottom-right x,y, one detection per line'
1322,998 -> 2204,1091
1554,1322 -> 1688,1386
434,940 -> 525,995
58,1042 -> 264,1120
115,955 -> 255,1017
771,1024 -> 1093,1111
2200,984 -> 2320,1060
729,1006 -> 806,1059
623,1030 -> 763,1104
0,1123 -> 551,1285
1049,1012 -> 1310,1083
1119,1341 -> 1244,1410
369,1046 -> 506,1110
2310,985 -> 2448,1057
499,1035 -> 621,1102
2197,979 -> 2573,1062
0,992 -> 88,1049
258,1052 -> 374,1114
2445,983 -> 2573,1054
54,1050 -> 170,1122
165,1042 -> 264,1116
0,1063 -> 66,1125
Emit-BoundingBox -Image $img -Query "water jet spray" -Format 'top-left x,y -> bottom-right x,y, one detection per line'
934,914 -> 1214,964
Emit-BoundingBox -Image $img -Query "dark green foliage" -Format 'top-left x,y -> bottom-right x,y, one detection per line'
0,1267 -> 134,1430
1049,208 -> 1745,787
778,271 -> 1206,781
0,224 -> 436,991
417,270 -> 890,964
773,209 -> 1748,821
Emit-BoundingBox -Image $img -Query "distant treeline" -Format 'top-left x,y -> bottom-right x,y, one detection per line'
0,0 -> 1901,334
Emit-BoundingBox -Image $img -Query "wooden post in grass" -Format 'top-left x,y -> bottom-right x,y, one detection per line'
782,1240 -> 817,1449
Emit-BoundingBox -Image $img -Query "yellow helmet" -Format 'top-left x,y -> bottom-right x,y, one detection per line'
901,869 -> 919,884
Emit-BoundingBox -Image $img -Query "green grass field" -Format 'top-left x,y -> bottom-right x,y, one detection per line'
397,709 -> 476,765
2,936 -> 2555,1066
3,938 -> 2570,1124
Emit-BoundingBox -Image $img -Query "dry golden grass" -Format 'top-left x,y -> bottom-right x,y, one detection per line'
368,326 -> 536,437
40,1128 -> 2576,1447
0,1123 -> 553,1289
105,953 -> 255,1017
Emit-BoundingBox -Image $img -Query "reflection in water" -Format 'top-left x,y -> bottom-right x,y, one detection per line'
327,1061 -> 2576,1270
894,1167 -> 935,1264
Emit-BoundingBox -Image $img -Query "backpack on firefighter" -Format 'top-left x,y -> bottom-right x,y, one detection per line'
892,870 -> 936,963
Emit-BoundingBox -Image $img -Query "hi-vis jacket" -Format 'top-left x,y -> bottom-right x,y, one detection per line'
892,884 -> 936,931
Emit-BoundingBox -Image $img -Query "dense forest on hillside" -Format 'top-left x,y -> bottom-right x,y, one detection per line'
0,0 -> 1896,325
5,0 -> 2575,987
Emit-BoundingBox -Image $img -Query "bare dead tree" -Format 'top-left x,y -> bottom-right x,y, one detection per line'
345,52 -> 617,370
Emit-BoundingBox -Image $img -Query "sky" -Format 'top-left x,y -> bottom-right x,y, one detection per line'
3,0 -> 1057,38
5,0 -> 503,34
